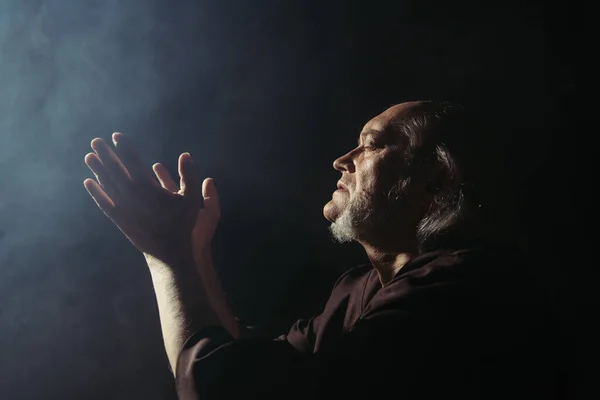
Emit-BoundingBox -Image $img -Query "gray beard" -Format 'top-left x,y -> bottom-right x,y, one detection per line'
329,191 -> 377,243
329,175 -> 412,243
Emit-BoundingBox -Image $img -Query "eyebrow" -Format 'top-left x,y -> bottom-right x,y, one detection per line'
358,129 -> 382,145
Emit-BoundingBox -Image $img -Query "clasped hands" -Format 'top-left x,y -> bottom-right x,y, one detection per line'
83,132 -> 220,265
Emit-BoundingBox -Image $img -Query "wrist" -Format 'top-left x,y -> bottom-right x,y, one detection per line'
143,247 -> 191,260
143,242 -> 195,273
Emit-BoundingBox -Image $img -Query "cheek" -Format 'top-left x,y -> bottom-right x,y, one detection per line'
356,159 -> 385,195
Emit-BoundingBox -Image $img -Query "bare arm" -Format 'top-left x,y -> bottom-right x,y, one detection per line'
83,132 -> 223,374
192,248 -> 241,339
151,164 -> 242,339
145,250 -> 220,372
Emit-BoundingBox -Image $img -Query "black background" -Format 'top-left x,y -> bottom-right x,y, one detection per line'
0,0 -> 590,398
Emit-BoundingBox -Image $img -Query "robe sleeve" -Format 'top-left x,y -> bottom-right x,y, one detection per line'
174,251 -> 557,399
174,277 -> 467,400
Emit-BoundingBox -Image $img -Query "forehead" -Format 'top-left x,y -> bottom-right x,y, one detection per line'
360,102 -> 420,136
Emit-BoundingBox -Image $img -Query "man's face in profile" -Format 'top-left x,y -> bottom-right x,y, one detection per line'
323,103 -> 419,242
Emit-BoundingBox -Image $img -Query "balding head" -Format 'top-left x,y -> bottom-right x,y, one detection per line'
362,102 -> 424,131
325,100 -> 477,252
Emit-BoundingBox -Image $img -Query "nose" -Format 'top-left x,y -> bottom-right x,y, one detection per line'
333,150 -> 355,173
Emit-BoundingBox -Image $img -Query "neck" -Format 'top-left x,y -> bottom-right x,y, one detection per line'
357,221 -> 420,285
361,242 -> 417,285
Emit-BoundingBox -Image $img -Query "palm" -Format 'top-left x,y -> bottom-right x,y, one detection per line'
150,163 -> 221,250
83,133 -> 217,260
115,187 -> 196,253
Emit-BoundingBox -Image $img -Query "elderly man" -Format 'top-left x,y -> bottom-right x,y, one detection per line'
84,101 -> 557,399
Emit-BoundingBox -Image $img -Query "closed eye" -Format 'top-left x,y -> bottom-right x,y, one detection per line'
362,141 -> 381,151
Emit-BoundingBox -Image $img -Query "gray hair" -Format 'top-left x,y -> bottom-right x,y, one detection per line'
390,101 -> 478,251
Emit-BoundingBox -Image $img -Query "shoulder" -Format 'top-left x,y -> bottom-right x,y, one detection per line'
372,245 -> 543,313
395,244 -> 528,284
362,247 -> 507,315
392,248 -> 486,283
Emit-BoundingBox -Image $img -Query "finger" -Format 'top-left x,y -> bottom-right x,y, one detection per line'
112,132 -> 158,185
202,178 -> 221,218
85,153 -> 119,199
90,137 -> 132,188
83,178 -> 116,217
152,162 -> 179,193
179,152 -> 201,204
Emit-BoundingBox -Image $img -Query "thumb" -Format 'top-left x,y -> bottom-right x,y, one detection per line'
202,178 -> 221,217
179,152 -> 201,204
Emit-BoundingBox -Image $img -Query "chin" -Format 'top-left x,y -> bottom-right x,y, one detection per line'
323,200 -> 339,222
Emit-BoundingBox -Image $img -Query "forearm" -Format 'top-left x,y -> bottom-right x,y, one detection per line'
145,250 -> 221,375
193,247 -> 241,339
